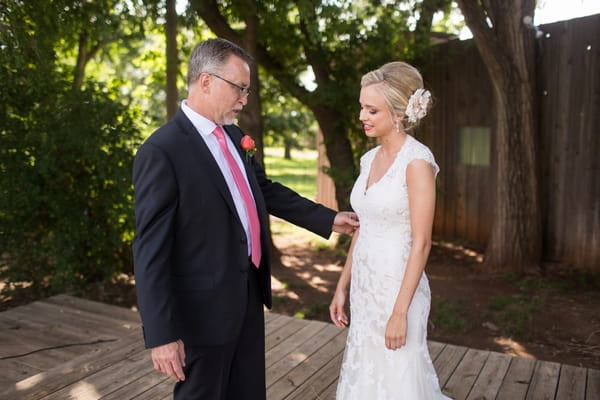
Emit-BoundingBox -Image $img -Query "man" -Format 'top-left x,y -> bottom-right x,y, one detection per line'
132,38 -> 358,399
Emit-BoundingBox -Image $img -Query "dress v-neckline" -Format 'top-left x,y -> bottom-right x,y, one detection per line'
364,136 -> 410,194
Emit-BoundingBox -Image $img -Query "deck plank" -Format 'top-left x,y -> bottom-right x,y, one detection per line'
2,302 -> 135,340
0,332 -> 143,399
319,380 -> 338,400
22,301 -> 139,334
284,352 -> 344,400
266,317 -> 310,351
264,313 -> 292,336
41,349 -> 152,400
443,347 -> 489,400
526,360 -> 561,400
129,379 -> 173,400
428,340 -> 447,361
556,364 -> 588,400
43,294 -> 141,325
466,351 -> 512,400
587,368 -> 600,400
266,319 -> 329,368
496,356 -> 537,400
102,370 -> 168,400
434,343 -> 468,388
266,323 -> 343,387
266,328 -> 347,399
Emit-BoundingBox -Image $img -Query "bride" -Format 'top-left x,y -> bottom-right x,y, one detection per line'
329,61 -> 451,399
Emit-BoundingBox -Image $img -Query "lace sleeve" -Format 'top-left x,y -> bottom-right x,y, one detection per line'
405,138 -> 439,178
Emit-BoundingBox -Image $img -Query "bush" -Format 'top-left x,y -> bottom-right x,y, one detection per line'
0,67 -> 141,296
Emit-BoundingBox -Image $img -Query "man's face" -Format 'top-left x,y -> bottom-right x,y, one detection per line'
206,55 -> 251,125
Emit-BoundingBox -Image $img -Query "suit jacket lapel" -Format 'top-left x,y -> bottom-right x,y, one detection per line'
173,111 -> 241,222
222,126 -> 269,224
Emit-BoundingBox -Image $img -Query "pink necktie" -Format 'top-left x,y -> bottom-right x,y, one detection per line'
213,126 -> 261,267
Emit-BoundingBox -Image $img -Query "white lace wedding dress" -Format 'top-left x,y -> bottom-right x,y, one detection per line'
336,135 -> 451,399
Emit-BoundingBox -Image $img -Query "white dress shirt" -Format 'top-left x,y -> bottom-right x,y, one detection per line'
181,100 -> 256,256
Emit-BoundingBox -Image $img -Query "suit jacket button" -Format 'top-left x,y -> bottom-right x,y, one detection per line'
241,237 -> 247,244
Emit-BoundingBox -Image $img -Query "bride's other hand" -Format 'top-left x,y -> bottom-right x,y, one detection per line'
329,290 -> 349,328
385,313 -> 407,350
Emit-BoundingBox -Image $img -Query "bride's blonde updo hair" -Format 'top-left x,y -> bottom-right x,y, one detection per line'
361,61 -> 431,132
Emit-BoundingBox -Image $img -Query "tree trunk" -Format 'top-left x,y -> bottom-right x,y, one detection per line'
73,32 -> 105,92
312,105 -> 356,211
73,32 -> 89,91
283,142 -> 292,160
237,12 -> 265,164
165,0 -> 179,120
457,0 -> 542,273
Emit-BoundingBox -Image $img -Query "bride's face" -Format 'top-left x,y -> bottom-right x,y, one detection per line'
359,84 -> 395,138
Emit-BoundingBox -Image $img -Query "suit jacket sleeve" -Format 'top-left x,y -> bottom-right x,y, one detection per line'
131,141 -> 180,348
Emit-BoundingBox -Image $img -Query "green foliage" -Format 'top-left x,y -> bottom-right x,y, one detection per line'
431,298 -> 467,332
261,75 -> 316,154
487,295 -> 546,338
294,302 -> 329,319
0,0 -> 142,296
504,269 -> 600,291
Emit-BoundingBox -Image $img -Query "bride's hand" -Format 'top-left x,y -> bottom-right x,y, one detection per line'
329,290 -> 349,328
385,313 -> 407,350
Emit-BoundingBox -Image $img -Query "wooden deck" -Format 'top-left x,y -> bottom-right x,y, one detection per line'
0,295 -> 598,399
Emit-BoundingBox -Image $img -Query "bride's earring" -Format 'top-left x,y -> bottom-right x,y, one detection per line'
395,120 -> 401,133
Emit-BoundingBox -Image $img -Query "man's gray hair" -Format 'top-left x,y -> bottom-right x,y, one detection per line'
187,38 -> 253,87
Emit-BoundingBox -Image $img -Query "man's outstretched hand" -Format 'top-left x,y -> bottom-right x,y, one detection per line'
332,211 -> 359,235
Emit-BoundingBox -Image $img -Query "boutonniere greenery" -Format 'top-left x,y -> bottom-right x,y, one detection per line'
240,135 -> 257,161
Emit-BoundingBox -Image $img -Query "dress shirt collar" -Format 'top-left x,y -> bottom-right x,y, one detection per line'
181,100 -> 218,138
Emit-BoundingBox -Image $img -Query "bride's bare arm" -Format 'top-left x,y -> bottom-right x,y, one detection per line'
330,227 -> 360,328
385,159 -> 436,349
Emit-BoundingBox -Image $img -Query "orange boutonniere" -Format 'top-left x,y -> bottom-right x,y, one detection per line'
240,135 -> 257,161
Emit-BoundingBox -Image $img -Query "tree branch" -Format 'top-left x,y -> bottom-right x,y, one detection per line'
456,0 -> 494,42
297,5 -> 330,88
191,0 -> 311,103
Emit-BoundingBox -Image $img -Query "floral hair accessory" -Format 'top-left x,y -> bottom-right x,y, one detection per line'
240,135 -> 257,161
405,88 -> 431,123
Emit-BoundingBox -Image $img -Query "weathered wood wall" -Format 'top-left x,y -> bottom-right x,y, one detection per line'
419,39 -> 495,246
537,15 -> 600,269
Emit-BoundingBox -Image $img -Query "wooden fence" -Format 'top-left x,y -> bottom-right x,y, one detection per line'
536,15 -> 600,269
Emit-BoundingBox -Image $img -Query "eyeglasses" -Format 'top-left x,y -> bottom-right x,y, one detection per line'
207,72 -> 251,98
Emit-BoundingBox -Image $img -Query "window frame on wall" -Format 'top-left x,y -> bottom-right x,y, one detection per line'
457,126 -> 491,166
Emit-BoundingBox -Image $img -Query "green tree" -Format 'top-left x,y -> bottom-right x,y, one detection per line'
192,0 -> 451,210
261,76 -> 316,159
0,1 -> 142,295
165,0 -> 180,119
46,0 -> 147,91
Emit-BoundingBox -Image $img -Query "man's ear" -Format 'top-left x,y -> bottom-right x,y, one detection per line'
197,72 -> 212,94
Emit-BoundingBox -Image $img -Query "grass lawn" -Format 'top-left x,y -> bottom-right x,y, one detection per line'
263,147 -> 334,248
263,147 -> 318,200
